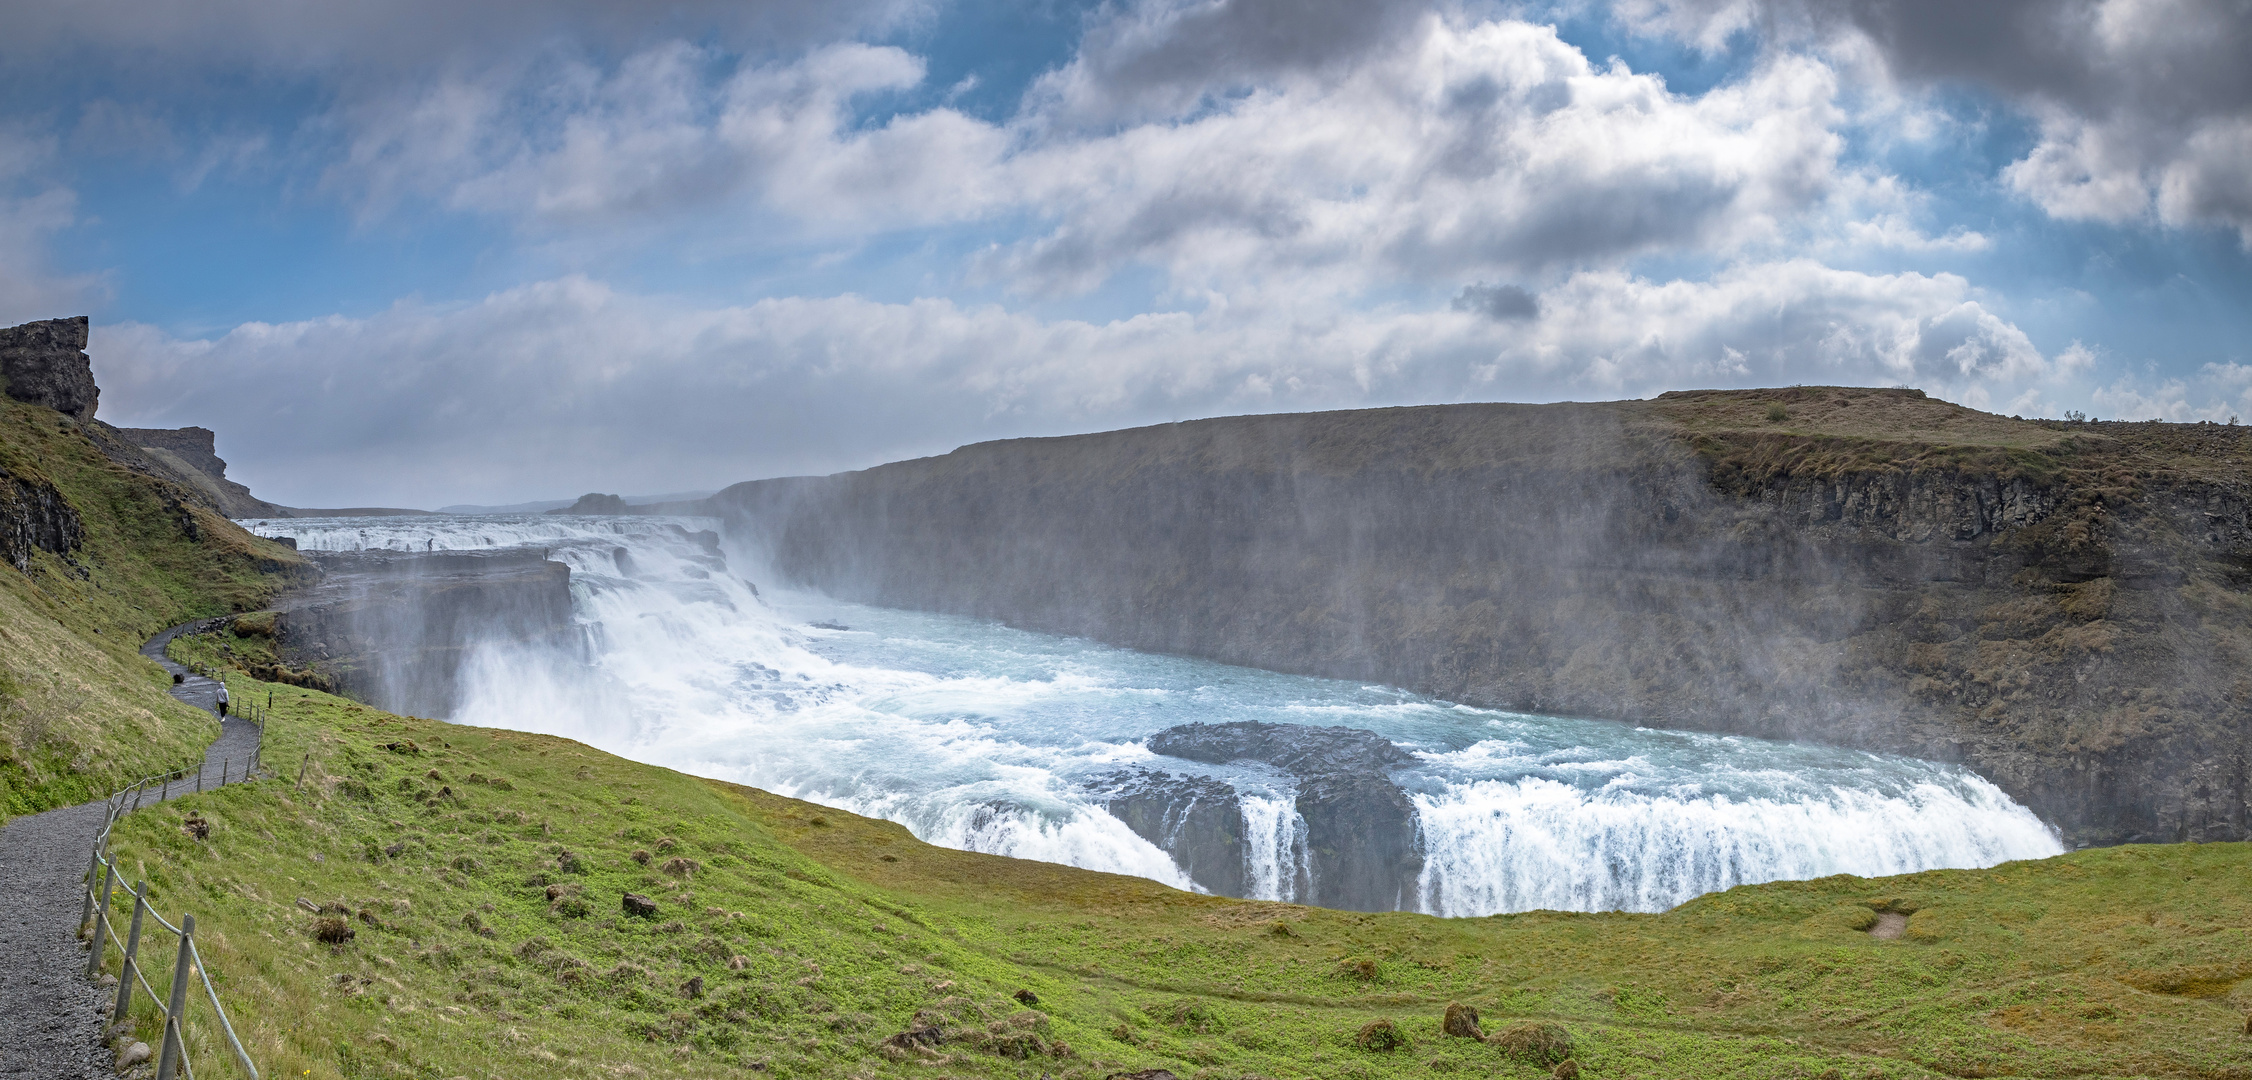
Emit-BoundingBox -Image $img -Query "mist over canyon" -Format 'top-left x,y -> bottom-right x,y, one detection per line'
241,512 -> 2061,916
704,389 -> 2252,850
219,378 -> 2252,916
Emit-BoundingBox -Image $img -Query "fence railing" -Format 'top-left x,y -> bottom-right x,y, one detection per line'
82,694 -> 266,1079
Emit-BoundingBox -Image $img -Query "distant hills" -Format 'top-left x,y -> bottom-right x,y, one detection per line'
438,491 -> 715,515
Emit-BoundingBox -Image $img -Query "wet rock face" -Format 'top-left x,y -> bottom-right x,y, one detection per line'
1106,721 -> 1423,912
1096,771 -> 1247,898
0,316 -> 98,422
0,468 -> 83,573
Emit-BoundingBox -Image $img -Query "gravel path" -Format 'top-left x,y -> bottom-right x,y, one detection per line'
0,620 -> 263,1077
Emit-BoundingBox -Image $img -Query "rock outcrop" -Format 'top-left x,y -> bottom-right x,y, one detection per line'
0,467 -> 83,573
708,388 -> 2252,847
0,316 -> 98,422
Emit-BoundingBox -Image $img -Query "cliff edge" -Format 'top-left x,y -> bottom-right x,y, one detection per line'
709,387 -> 2252,849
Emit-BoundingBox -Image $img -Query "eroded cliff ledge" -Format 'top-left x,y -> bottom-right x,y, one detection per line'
709,387 -> 2252,848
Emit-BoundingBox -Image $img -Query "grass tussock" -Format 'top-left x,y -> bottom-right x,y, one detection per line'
86,630 -> 2252,1080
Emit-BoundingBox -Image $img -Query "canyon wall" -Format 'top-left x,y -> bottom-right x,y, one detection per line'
272,549 -> 579,717
706,388 -> 2252,848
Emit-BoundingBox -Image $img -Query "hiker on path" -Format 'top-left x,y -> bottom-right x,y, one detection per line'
216,681 -> 229,717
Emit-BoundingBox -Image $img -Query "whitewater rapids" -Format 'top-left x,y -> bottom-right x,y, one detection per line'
244,513 -> 2066,915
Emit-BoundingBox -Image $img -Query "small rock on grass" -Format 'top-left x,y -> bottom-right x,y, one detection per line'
117,1041 -> 152,1068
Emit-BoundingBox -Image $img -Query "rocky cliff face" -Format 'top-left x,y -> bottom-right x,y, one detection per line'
708,388 -> 2252,849
273,549 -> 578,717
0,317 -> 98,422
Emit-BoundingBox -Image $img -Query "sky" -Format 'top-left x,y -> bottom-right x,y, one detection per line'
2,0 -> 2249,508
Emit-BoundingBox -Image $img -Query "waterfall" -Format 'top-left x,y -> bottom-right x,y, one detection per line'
243,513 -> 2066,915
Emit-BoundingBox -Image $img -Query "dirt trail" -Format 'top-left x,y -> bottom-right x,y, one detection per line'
0,620 -> 261,1077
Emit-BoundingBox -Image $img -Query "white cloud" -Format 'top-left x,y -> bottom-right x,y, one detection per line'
1624,0 -> 2252,243
90,259 -> 2065,506
2090,361 -> 2252,423
316,17 -> 1860,300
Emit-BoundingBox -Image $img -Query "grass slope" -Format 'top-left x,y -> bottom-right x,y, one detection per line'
0,397 -> 307,821
106,628 -> 2252,1080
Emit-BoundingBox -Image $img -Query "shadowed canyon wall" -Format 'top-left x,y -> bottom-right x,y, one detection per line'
706,388 -> 2252,849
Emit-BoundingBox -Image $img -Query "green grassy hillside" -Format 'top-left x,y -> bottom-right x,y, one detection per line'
109,628 -> 2252,1080
0,395 -> 307,821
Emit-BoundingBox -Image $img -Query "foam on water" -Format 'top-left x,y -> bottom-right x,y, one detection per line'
244,513 -> 2066,915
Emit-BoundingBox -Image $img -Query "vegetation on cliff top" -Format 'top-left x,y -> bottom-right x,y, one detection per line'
0,395 -> 307,822
108,625 -> 2252,1080
1657,385 -> 2252,489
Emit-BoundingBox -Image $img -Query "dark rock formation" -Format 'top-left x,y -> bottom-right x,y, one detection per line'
707,388 -> 2252,847
273,549 -> 577,717
0,467 -> 83,573
1094,771 -> 1248,899
0,317 -> 98,421
1103,721 -> 1422,911
550,493 -> 629,515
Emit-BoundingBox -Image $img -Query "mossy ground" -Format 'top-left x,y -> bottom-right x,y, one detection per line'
0,397 -> 306,821
103,629 -> 2252,1080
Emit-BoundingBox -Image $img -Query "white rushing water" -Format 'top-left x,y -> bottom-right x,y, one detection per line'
246,513 -> 2066,915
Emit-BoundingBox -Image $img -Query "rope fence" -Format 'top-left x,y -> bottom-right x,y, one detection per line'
81,676 -> 266,1080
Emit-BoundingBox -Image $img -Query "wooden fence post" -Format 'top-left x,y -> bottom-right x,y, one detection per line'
155,913 -> 194,1080
79,846 -> 102,930
114,882 -> 147,1021
85,861 -> 117,978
